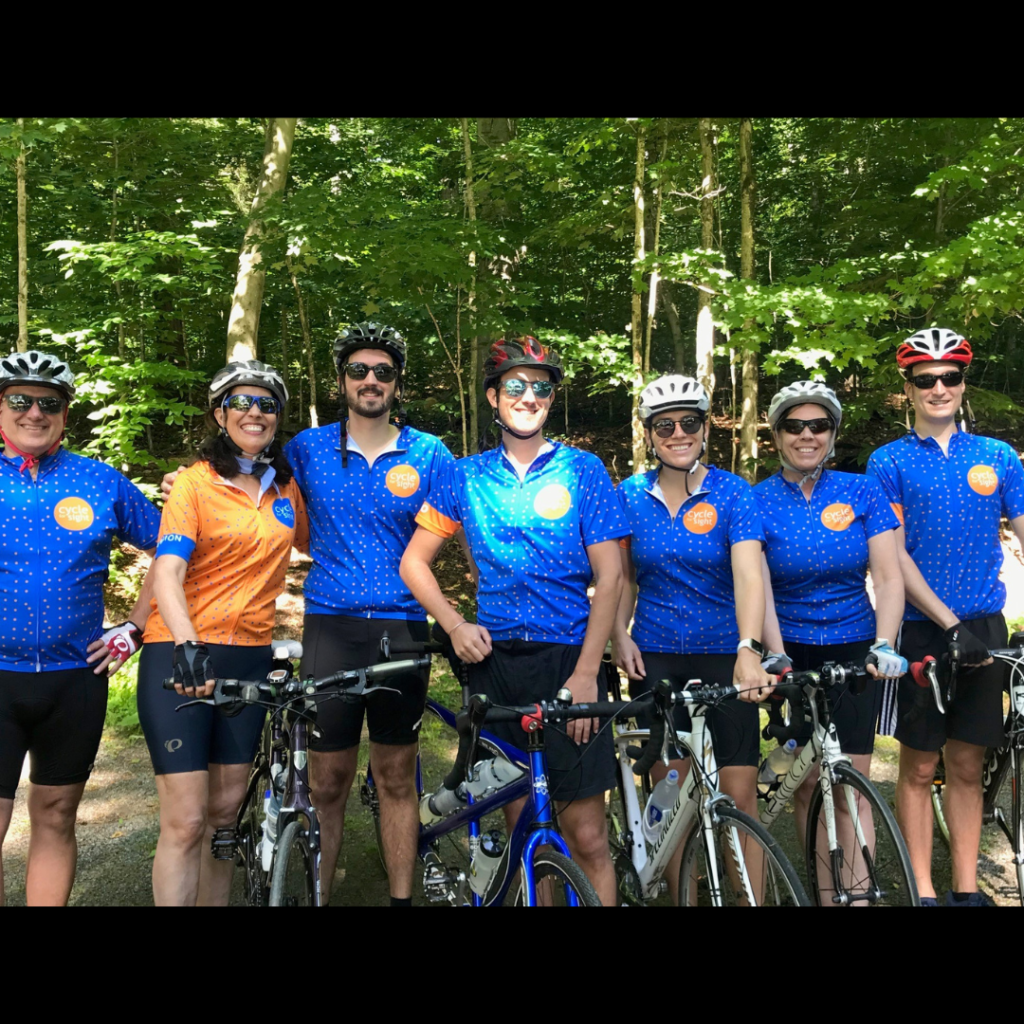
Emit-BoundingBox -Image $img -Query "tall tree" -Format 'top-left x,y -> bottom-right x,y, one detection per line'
16,118 -> 28,352
226,118 -> 297,362
630,122 -> 647,473
695,118 -> 716,396
738,117 -> 758,482
461,117 -> 478,456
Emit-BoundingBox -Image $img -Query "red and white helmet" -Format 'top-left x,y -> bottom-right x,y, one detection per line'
896,329 -> 972,378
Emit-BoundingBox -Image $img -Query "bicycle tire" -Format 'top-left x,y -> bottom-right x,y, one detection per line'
677,805 -> 810,906
509,851 -> 602,907
269,821 -> 316,907
238,764 -> 270,907
805,762 -> 919,907
359,771 -> 388,877
991,741 -> 1024,906
932,753 -> 950,847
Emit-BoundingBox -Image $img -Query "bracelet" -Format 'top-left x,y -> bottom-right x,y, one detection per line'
450,620 -> 471,635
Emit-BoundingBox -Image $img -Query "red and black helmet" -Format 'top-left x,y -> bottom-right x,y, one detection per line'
896,328 -> 972,378
483,336 -> 564,386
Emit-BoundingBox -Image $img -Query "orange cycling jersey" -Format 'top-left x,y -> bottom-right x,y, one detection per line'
144,461 -> 309,646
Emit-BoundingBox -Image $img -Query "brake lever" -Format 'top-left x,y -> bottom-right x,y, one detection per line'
175,698 -> 215,710
926,660 -> 946,715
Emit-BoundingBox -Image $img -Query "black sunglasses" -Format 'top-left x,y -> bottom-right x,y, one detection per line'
4,393 -> 66,414
652,415 -> 704,438
344,362 -> 399,383
223,394 -> 280,415
778,417 -> 834,435
910,370 -> 964,390
499,379 -> 555,399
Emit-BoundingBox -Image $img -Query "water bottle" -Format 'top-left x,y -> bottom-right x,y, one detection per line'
261,762 -> 285,872
642,769 -> 680,843
757,739 -> 798,796
465,756 -> 524,798
469,829 -> 505,897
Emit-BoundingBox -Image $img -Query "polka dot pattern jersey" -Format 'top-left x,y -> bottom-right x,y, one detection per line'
756,469 -> 899,644
0,447 -> 160,671
618,466 -> 764,654
867,430 -> 1024,621
285,423 -> 454,620
417,443 -> 629,643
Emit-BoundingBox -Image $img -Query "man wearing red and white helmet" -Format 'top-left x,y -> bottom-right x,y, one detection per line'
867,328 -> 1024,906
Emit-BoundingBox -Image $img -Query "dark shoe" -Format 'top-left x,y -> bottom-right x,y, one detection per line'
945,890 -> 995,907
920,896 -> 939,907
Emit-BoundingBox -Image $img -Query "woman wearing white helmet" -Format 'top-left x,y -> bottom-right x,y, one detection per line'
757,380 -> 906,903
137,361 -> 309,906
612,374 -> 773,902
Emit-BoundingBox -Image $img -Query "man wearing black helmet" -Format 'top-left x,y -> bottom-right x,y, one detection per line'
0,349 -> 161,905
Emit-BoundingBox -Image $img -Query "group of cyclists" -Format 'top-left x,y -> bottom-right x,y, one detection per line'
0,321 -> 1018,907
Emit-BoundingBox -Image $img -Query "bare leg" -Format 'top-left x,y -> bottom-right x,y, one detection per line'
196,763 -> 250,907
152,771 -> 209,906
943,738 -> 985,894
309,747 -> 358,902
369,741 -> 419,900
718,764 -> 762,904
25,782 -> 86,906
0,797 -> 12,906
896,744 -> 940,899
556,792 -> 616,905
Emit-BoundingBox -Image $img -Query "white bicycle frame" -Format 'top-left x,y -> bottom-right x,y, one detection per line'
614,694 -> 759,906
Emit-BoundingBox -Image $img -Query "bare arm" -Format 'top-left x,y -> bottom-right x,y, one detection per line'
152,554 -> 198,645
893,524 -> 958,630
731,540 -> 772,702
760,552 -> 786,654
456,527 -> 478,588
867,530 -> 906,644
611,541 -> 645,680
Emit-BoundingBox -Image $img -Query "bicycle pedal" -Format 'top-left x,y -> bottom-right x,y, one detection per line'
211,827 -> 237,861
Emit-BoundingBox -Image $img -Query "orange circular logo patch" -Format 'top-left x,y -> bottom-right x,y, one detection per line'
385,465 -> 420,498
968,464 -> 998,496
683,502 -> 718,534
534,484 -> 572,520
890,502 -> 905,526
54,497 -> 94,531
821,503 -> 855,531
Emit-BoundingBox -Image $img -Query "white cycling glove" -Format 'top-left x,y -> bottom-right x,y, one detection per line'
867,640 -> 907,679
101,621 -> 143,662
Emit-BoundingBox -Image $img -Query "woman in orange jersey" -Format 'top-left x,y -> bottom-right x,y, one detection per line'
138,361 -> 308,906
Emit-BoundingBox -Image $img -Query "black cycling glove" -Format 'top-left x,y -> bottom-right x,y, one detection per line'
173,641 -> 215,691
943,623 -> 990,667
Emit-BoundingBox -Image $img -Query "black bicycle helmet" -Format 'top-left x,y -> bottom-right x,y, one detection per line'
334,322 -> 407,372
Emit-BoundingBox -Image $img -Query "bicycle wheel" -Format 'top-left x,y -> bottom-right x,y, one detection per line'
358,770 -> 388,877
991,742 -> 1024,906
269,821 -> 316,907
806,763 -> 918,907
510,851 -> 602,906
932,753 -> 950,847
677,805 -> 809,906
608,769 -> 645,906
238,765 -> 270,907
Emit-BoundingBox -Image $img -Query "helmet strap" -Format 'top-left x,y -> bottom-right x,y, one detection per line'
0,405 -> 67,474
219,425 -> 274,473
492,405 -> 542,440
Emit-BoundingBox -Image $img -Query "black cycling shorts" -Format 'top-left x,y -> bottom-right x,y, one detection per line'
785,639 -> 879,756
469,639 -> 617,802
634,652 -> 761,769
301,615 -> 429,752
895,613 -> 1008,752
138,642 -> 270,775
0,666 -> 108,799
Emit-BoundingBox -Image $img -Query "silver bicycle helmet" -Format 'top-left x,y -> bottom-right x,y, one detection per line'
768,381 -> 842,484
638,375 -> 710,423
0,350 -> 76,400
209,360 -> 288,409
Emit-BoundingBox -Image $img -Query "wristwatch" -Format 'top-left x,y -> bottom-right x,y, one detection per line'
736,638 -> 766,658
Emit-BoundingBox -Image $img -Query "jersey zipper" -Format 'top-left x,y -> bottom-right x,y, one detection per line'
32,468 -> 42,671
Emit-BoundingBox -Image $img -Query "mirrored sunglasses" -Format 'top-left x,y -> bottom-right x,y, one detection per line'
344,362 -> 398,383
4,393 -> 66,414
778,417 -> 834,435
652,415 -> 704,438
223,394 -> 280,414
910,370 -> 964,389
500,379 -> 555,399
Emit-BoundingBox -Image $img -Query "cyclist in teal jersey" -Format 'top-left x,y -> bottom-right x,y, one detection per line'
402,337 -> 628,905
867,329 -> 1024,906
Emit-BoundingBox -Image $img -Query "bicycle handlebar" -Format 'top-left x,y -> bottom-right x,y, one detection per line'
762,662 -> 867,743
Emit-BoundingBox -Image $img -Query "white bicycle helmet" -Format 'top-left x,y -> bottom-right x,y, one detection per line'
209,360 -> 288,408
0,350 -> 76,399
896,328 -> 972,378
768,381 -> 842,483
638,375 -> 709,423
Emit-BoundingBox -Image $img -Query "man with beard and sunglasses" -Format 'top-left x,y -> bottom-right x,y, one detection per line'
283,322 -> 455,906
867,328 -> 1024,907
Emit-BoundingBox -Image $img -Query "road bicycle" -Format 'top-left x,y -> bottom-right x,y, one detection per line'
165,641 -> 430,906
606,666 -> 809,907
757,661 -> 919,906
914,632 -> 1024,905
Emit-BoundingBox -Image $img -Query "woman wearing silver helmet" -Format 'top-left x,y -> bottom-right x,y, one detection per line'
757,381 -> 905,902
612,374 -> 773,903
137,361 -> 308,906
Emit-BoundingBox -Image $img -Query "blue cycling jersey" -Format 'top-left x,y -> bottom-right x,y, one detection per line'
285,422 -> 454,620
756,469 -> 900,645
618,465 -> 764,655
417,442 -> 629,644
867,429 -> 1024,622
0,447 -> 161,672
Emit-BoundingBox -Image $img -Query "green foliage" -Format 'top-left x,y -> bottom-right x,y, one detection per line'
105,659 -> 141,736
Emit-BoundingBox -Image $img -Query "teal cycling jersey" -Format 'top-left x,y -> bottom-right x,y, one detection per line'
617,465 -> 764,655
867,429 -> 1024,622
285,422 -> 454,620
416,442 -> 629,644
756,469 -> 900,645
0,447 -> 160,672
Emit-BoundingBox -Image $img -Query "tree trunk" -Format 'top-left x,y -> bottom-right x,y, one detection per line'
288,257 -> 318,427
16,119 -> 29,352
661,280 -> 685,372
226,118 -> 297,363
695,118 -> 716,397
644,130 -> 668,374
461,118 -> 478,457
477,118 -> 515,147
630,124 -> 647,475
739,117 -> 758,483
280,308 -> 291,431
